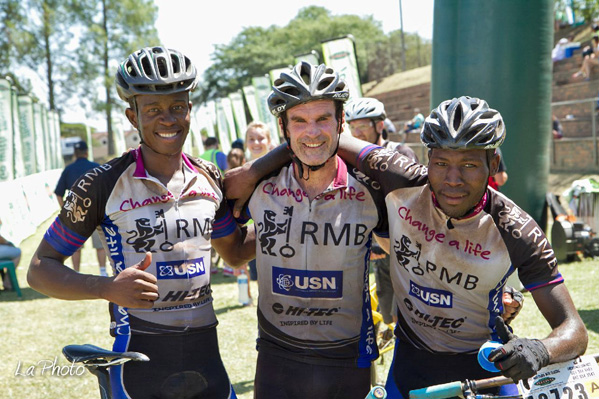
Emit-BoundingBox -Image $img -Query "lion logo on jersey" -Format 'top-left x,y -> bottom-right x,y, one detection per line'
258,209 -> 290,256
393,235 -> 422,271
126,218 -> 164,252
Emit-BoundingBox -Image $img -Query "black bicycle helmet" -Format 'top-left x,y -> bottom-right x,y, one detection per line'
268,61 -> 349,117
421,96 -> 505,150
115,46 -> 198,102
344,97 -> 386,122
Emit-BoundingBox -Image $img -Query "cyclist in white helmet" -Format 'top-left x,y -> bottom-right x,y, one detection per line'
28,46 -> 254,399
226,96 -> 586,398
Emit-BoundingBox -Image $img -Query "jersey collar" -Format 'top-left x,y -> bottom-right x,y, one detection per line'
132,147 -> 199,178
431,190 -> 488,221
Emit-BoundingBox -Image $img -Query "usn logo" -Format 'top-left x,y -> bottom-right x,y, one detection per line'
273,266 -> 342,298
157,258 -> 206,280
409,281 -> 452,308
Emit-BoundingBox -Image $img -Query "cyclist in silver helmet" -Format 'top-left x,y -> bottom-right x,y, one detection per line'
29,46 -> 254,399
236,61 -> 388,399
225,96 -> 586,398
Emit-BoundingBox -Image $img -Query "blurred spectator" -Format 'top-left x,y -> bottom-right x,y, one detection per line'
245,121 -> 273,161
552,37 -> 571,62
488,148 -> 508,191
231,138 -> 245,150
0,231 -> 21,290
572,36 -> 599,80
403,108 -> 425,134
200,136 -> 227,172
55,140 -> 107,276
553,114 -> 564,139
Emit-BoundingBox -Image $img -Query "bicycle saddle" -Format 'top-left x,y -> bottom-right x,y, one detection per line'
62,344 -> 149,365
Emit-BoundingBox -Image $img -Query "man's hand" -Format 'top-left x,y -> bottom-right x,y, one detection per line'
488,316 -> 550,388
224,164 -> 258,218
502,285 -> 524,324
100,252 -> 158,309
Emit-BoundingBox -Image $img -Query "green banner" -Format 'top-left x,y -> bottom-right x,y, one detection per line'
10,85 -> 25,178
32,102 -> 46,172
18,95 -> 36,176
0,79 -> 14,181
254,75 -> 281,145
228,91 -> 247,136
215,98 -> 233,154
321,35 -> 362,99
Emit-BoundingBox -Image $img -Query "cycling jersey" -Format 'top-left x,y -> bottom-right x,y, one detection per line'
356,145 -> 563,353
382,140 -> 418,163
245,157 -> 388,368
44,148 -> 236,335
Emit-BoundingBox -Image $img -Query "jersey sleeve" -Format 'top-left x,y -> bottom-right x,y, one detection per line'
194,156 -> 238,239
356,145 -> 428,196
489,192 -> 563,291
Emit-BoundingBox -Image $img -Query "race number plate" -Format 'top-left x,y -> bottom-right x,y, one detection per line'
519,355 -> 599,399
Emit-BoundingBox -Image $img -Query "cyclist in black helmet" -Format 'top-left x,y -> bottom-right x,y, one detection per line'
226,96 -> 587,398
28,46 -> 254,399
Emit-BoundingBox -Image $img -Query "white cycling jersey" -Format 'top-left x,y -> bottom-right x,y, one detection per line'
245,157 -> 388,367
44,148 -> 237,336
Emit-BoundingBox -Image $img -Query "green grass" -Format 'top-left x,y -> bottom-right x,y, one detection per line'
1,215 -> 597,398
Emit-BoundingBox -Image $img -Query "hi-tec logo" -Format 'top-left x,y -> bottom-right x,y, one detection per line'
273,266 -> 342,298
409,281 -> 453,308
332,92 -> 349,99
157,257 -> 206,280
272,303 -> 340,316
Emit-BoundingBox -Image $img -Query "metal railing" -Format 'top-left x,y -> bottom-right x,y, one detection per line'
551,97 -> 599,167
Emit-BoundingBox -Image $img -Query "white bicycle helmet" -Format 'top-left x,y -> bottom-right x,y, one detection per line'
421,96 -> 505,150
344,97 -> 386,122
116,46 -> 198,102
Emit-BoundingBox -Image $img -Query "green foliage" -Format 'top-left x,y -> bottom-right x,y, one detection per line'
59,122 -> 92,139
555,0 -> 599,23
195,5 -> 431,103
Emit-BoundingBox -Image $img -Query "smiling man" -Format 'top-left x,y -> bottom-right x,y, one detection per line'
236,61 -> 388,399
28,47 -> 253,399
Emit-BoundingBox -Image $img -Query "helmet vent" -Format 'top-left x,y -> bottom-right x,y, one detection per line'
140,56 -> 152,77
170,55 -> 180,74
453,105 -> 463,131
157,57 -> 168,78
317,77 -> 334,90
126,61 -> 137,77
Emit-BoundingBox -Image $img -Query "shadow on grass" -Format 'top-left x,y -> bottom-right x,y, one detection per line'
233,379 -> 254,396
580,309 -> 599,335
0,287 -> 49,302
215,303 -> 253,316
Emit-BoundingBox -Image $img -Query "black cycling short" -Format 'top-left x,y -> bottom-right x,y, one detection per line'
387,340 -> 501,399
254,349 -> 371,399
110,327 -> 235,399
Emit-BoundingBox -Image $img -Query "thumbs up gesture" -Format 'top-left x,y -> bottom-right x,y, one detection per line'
100,252 -> 159,308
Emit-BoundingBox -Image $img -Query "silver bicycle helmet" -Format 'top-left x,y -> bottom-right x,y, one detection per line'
344,97 -> 386,122
268,61 -> 349,117
421,96 -> 505,150
116,46 -> 198,102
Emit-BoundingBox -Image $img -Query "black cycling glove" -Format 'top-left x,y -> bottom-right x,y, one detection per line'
488,316 -> 550,389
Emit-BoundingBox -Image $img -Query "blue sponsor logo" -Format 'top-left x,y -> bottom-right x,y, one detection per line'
409,281 -> 452,308
272,266 -> 342,298
157,257 -> 206,280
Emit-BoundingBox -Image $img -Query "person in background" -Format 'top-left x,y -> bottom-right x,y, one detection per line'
54,140 -> 107,276
244,121 -> 275,283
245,121 -> 274,161
403,108 -> 425,134
553,114 -> 564,139
488,147 -> 508,191
200,136 -> 228,172
0,230 -> 21,290
572,35 -> 599,80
